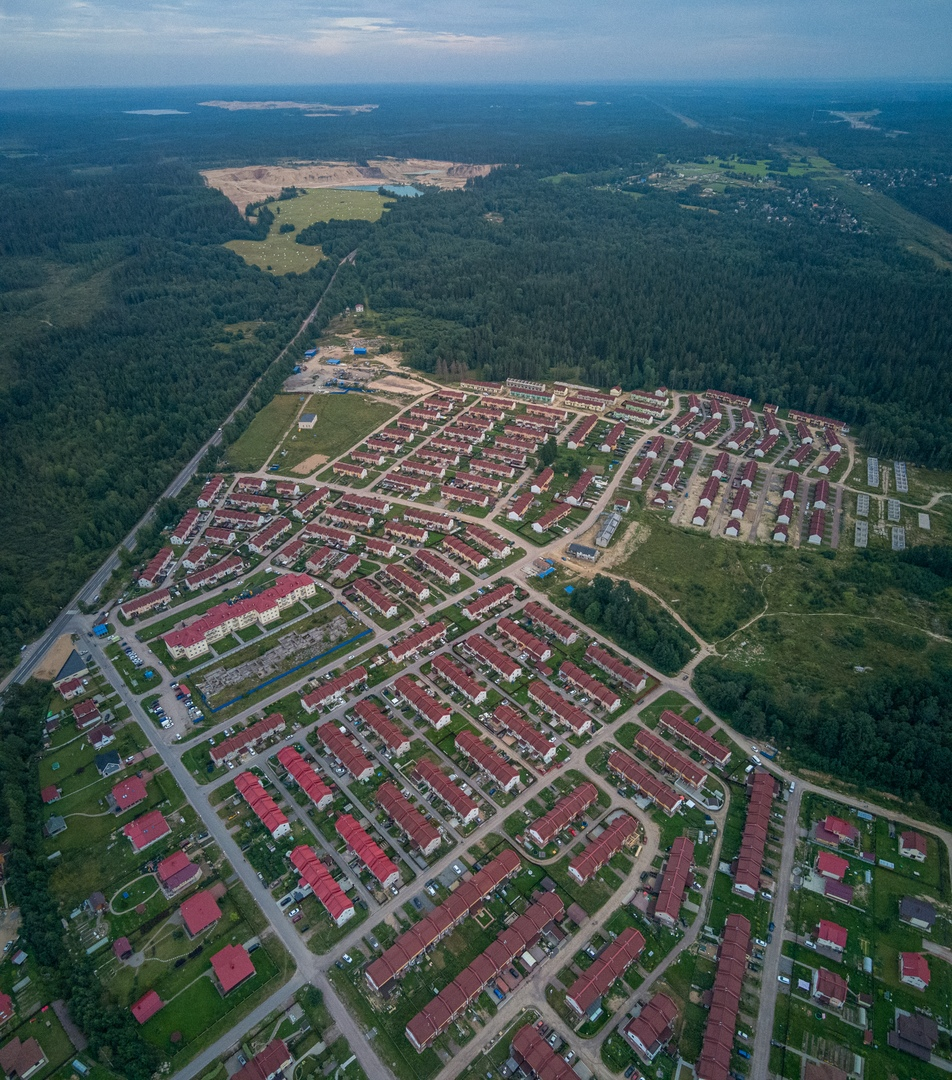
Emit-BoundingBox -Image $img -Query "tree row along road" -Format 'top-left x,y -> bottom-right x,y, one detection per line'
3,250 -> 356,699
13,381 -> 952,1080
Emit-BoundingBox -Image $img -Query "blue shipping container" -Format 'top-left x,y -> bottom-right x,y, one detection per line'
353,346 -> 367,355
326,357 -> 341,366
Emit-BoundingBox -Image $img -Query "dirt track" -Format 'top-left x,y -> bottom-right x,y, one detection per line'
202,159 -> 496,209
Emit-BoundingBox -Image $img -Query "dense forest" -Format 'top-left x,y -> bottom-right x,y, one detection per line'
565,575 -> 696,675
0,158 -> 342,672
306,165 -> 952,467
0,683 -> 160,1078
696,657 -> 952,825
1,83 -> 951,674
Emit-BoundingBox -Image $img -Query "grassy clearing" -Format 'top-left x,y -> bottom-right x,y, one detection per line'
227,394 -> 303,471
226,189 -> 392,275
270,392 -> 400,472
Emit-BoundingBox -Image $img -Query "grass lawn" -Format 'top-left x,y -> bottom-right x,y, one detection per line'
227,395 -> 303,471
270,393 -> 399,472
226,189 -> 392,275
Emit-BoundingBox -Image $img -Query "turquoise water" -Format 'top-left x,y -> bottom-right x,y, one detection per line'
334,183 -> 423,197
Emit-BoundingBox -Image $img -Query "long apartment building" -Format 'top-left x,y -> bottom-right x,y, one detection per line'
524,602 -> 578,644
376,783 -> 441,856
607,750 -> 683,816
527,680 -> 592,736
568,813 -> 639,883
352,698 -> 411,756
584,644 -> 647,693
493,703 -> 555,763
405,894 -> 564,1051
364,850 -> 521,991
657,710 -> 731,767
414,760 -> 479,825
460,582 -> 515,621
559,661 -> 621,712
456,730 -> 520,792
163,573 -> 316,660
336,814 -> 400,890
387,621 -> 446,663
276,747 -> 333,810
430,654 -> 487,705
527,783 -> 599,847
301,665 -> 367,713
393,675 -> 452,730
290,845 -> 354,927
461,633 -> 522,683
316,723 -> 374,782
634,728 -> 708,789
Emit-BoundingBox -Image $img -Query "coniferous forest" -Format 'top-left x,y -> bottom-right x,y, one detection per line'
1,83 -> 952,680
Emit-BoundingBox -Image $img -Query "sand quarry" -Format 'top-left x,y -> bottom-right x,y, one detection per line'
202,159 -> 496,210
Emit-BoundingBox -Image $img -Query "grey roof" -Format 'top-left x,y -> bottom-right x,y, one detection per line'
55,650 -> 88,683
95,751 -> 121,776
568,543 -> 598,558
45,815 -> 67,837
899,896 -> 936,926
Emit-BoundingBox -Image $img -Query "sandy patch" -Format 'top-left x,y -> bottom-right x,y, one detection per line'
202,158 -> 497,209
33,633 -> 76,682
292,454 -> 328,475
369,375 -> 431,396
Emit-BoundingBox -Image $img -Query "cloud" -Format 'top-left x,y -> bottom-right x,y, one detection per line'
0,0 -> 949,85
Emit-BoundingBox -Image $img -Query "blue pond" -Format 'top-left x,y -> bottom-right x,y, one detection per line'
335,184 -> 422,197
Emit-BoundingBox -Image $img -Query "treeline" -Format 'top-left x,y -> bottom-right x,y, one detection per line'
695,656 -> 952,824
566,574 -> 696,675
0,159 -> 334,673
0,683 -> 160,1079
343,167 -> 952,466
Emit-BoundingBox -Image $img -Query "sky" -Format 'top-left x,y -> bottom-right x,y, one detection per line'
1,0 -> 950,88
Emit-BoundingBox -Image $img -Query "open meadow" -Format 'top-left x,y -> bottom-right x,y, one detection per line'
226,188 -> 393,274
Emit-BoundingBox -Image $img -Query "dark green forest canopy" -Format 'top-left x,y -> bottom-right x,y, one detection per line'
326,167 -> 952,467
1,84 -> 951,673
0,158 -> 335,670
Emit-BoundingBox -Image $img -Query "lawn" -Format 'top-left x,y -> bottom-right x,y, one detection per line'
270,393 -> 400,471
226,394 -> 303,471
226,189 -> 393,275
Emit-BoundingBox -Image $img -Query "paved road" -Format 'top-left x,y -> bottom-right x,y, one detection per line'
14,378 -> 952,1080
750,784 -> 801,1080
4,252 -> 357,698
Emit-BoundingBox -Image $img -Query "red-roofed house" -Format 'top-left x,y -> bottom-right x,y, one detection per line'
900,953 -> 931,991
211,944 -> 256,994
812,967 -> 848,1009
72,699 -> 101,730
233,1039 -> 293,1080
122,810 -> 171,852
180,890 -> 222,937
0,993 -> 12,1024
157,850 -> 202,895
816,851 -> 849,882
41,785 -> 61,805
899,831 -> 927,862
111,776 -> 148,813
131,989 -> 164,1024
816,920 -> 848,953
624,992 -> 679,1063
820,815 -> 860,845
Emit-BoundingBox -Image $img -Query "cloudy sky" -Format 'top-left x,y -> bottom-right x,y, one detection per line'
1,0 -> 950,88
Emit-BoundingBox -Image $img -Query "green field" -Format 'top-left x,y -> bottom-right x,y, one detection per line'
227,394 -> 303,470
226,188 -> 393,275
270,392 -> 399,470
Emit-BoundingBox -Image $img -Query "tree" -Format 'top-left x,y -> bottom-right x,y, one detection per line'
540,437 -> 558,466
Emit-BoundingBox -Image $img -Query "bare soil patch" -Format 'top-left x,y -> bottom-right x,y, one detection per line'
292,454 -> 328,475
33,633 -> 75,682
202,158 -> 497,210
368,374 -> 431,396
